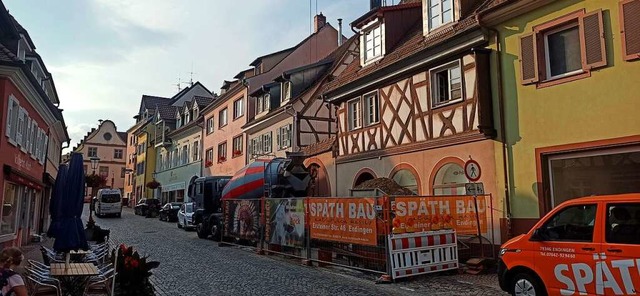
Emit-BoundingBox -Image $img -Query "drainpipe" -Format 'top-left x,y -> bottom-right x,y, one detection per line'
477,13 -> 512,238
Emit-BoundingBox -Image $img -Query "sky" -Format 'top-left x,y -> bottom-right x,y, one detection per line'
4,0 -> 369,151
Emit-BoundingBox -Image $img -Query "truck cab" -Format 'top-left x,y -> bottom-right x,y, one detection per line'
188,176 -> 231,240
498,193 -> 640,295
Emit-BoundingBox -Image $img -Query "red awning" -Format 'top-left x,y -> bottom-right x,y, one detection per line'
3,165 -> 44,191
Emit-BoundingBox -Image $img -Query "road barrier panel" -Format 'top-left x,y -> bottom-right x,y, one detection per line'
388,229 -> 458,279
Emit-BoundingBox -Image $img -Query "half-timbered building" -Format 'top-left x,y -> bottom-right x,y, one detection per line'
324,0 -> 499,218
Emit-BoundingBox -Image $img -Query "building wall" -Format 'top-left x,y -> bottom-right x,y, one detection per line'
202,87 -> 247,177
134,132 -> 150,202
76,120 -> 126,197
495,1 -> 640,227
0,78 -> 49,246
124,127 -> 137,205
156,127 -> 202,202
247,115 -> 294,160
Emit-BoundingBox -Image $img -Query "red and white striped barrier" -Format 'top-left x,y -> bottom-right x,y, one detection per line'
387,229 -> 458,279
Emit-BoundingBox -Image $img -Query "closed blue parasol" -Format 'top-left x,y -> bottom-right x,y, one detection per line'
53,152 -> 89,252
46,163 -> 68,238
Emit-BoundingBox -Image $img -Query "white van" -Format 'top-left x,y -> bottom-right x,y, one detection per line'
95,188 -> 122,217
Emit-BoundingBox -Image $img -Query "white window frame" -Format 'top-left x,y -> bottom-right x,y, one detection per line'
219,108 -> 228,128
543,23 -> 584,81
427,0 -> 454,32
232,135 -> 243,157
233,98 -> 244,119
17,108 -> 27,151
430,60 -> 463,108
362,23 -> 383,65
88,147 -> 98,157
30,121 -> 38,158
282,81 -> 292,102
205,148 -> 214,165
347,98 -> 362,131
206,117 -> 214,134
40,132 -> 47,165
193,141 -> 200,161
217,142 -> 227,162
25,117 -> 32,156
5,95 -> 19,145
363,91 -> 379,126
264,94 -> 271,112
278,124 -> 292,149
262,132 -> 272,154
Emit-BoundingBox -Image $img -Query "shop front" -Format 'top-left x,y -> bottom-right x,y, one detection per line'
1,165 -> 44,247
154,162 -> 200,205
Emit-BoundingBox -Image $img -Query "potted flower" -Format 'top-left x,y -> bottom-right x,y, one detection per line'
205,160 -> 213,167
113,244 -> 160,296
218,156 -> 226,163
146,180 -> 161,189
233,150 -> 242,157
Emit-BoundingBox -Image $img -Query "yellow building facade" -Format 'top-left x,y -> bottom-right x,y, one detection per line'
133,123 -> 158,204
484,0 -> 640,235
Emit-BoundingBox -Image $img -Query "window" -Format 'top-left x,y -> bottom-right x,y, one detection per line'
88,147 -> 98,157
431,61 -> 462,107
206,117 -> 214,134
282,82 -> 292,102
99,166 -> 109,177
262,132 -> 272,154
205,148 -> 214,167
364,92 -> 379,126
176,115 -> 182,128
114,149 -> 123,159
1,183 -> 18,236
606,203 -> 640,245
217,142 -> 227,163
278,124 -> 292,149
392,169 -> 418,194
232,135 -> 243,157
219,108 -> 228,128
257,94 -> 271,114
185,110 -> 191,124
18,108 -> 28,149
427,0 -> 453,31
348,98 -> 362,130
540,204 -> 597,242
432,163 -> 467,195
172,148 -> 179,167
5,95 -> 19,144
193,141 -> 200,161
233,98 -> 244,119
363,24 -> 382,63
544,24 -> 582,79
520,10 -> 606,86
181,145 -> 188,164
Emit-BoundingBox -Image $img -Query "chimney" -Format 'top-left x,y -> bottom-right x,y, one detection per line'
314,13 -> 326,33
337,19 -> 343,46
370,0 -> 382,10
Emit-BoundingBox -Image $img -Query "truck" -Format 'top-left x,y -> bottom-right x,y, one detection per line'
189,152 -> 311,241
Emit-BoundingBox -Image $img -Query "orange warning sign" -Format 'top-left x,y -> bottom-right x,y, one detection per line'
308,198 -> 378,246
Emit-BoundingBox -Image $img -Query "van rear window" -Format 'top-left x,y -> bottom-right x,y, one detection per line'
101,194 -> 121,203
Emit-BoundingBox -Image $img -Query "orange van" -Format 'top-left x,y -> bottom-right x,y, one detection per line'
498,193 -> 640,296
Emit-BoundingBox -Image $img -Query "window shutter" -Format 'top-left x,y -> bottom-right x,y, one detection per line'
16,108 -> 24,145
580,9 -> 607,69
519,32 -> 539,84
620,0 -> 640,61
42,134 -> 48,163
277,129 -> 281,149
5,99 -> 13,138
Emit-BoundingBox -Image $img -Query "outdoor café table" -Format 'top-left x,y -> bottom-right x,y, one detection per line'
50,263 -> 99,296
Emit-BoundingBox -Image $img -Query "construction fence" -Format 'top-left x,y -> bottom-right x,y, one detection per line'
221,194 -> 496,275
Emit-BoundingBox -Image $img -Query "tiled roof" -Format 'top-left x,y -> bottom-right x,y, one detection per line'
142,95 -> 170,109
0,43 -> 19,63
156,104 -> 177,121
117,132 -> 127,142
302,137 -> 336,157
324,1 -> 490,96
193,96 -> 214,108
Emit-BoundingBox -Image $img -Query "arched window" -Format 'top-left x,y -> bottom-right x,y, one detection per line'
432,163 -> 468,195
391,169 -> 418,194
353,171 -> 375,187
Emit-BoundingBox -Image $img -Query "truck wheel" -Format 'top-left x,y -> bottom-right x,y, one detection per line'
196,223 -> 208,239
210,219 -> 221,242
512,272 -> 546,296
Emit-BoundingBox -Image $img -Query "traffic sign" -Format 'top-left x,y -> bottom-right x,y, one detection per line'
465,182 -> 485,195
464,159 -> 481,182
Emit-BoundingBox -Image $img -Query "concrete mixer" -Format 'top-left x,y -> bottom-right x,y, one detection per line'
190,152 -> 311,240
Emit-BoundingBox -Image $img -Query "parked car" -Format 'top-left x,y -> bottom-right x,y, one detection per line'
159,202 -> 182,222
177,202 -> 196,230
134,198 -> 161,217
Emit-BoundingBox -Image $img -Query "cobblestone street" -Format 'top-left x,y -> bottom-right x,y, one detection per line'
85,206 -> 507,296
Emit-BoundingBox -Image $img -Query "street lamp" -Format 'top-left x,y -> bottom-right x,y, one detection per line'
88,157 -> 100,224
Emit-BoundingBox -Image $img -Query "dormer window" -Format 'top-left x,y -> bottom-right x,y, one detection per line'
281,81 -> 292,102
427,0 -> 454,31
185,111 -> 190,124
17,39 -> 26,61
193,106 -> 199,119
256,93 -> 270,114
176,112 -> 182,128
362,22 -> 383,65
